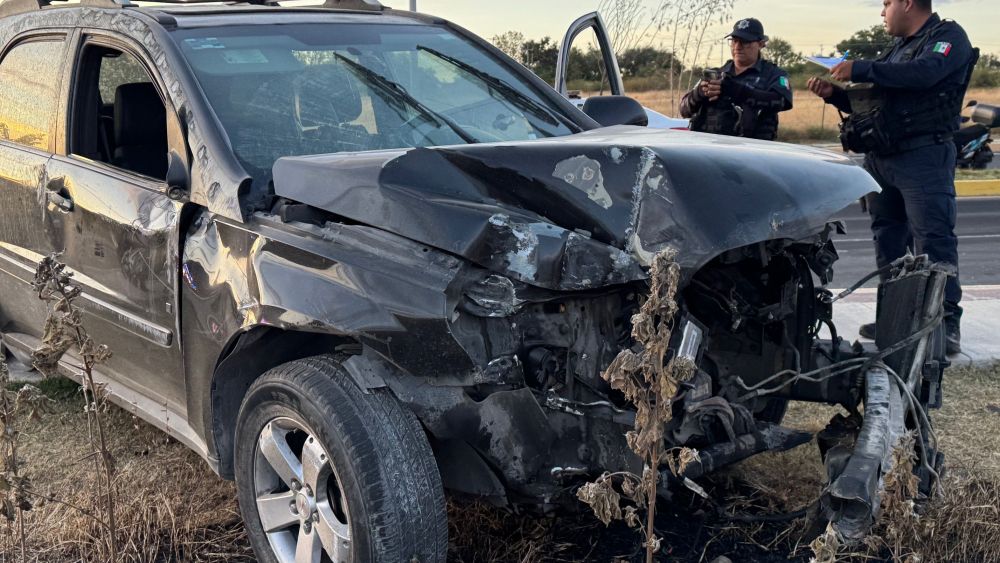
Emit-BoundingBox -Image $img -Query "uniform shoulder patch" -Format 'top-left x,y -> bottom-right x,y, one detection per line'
779,76 -> 790,89
932,41 -> 952,56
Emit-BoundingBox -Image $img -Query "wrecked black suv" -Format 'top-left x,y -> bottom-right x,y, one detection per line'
0,0 -> 952,561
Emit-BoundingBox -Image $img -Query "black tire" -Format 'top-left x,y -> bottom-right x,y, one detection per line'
234,354 -> 447,563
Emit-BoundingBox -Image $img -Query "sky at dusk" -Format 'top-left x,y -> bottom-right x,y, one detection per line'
379,0 -> 1000,62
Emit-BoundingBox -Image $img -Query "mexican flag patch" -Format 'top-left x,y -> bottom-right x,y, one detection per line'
779,76 -> 790,89
932,41 -> 952,56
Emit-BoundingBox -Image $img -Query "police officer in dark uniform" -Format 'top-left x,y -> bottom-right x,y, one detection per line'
808,0 -> 976,354
680,18 -> 793,140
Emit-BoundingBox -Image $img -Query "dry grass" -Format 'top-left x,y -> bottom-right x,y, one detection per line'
957,168 -> 1000,180
4,380 -> 252,562
731,361 -> 1000,562
6,363 -> 999,562
628,87 -> 1000,141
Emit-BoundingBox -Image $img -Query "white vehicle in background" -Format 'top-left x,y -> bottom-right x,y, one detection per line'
555,12 -> 689,130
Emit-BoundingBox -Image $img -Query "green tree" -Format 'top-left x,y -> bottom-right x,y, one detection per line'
978,52 -> 1000,70
764,37 -> 803,70
836,25 -> 893,60
617,46 -> 681,78
521,37 -> 560,84
490,31 -> 525,65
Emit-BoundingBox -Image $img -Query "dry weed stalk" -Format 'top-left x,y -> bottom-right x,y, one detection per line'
577,249 -> 697,563
31,254 -> 119,562
874,433 -> 921,559
0,352 -> 50,561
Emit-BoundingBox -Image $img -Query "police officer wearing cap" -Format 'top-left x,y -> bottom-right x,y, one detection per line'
680,18 -> 793,140
808,0 -> 976,354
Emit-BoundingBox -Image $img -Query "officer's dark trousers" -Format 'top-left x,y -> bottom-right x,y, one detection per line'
864,143 -> 962,324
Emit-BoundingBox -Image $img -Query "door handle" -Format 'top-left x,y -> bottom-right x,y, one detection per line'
45,177 -> 73,212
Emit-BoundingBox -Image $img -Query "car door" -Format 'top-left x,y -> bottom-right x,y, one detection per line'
43,32 -> 188,412
554,12 -> 624,98
0,34 -> 70,340
555,13 -> 688,130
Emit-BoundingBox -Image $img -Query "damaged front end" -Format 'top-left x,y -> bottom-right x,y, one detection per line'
268,129 -> 948,540
406,236 -> 950,543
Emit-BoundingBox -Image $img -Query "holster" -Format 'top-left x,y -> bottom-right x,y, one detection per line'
840,107 -> 894,154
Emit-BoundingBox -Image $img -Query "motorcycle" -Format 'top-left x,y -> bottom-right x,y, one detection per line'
955,100 -> 999,169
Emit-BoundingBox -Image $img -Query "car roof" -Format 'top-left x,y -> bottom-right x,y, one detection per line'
142,6 -> 431,28
1,0 -> 441,28
135,2 -> 438,28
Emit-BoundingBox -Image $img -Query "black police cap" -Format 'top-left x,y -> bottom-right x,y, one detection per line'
726,18 -> 768,42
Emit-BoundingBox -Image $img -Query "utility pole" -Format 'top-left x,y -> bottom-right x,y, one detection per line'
409,0 -> 416,10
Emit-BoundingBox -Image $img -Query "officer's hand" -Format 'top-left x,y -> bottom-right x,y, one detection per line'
807,77 -> 834,99
700,79 -> 722,102
830,60 -> 854,82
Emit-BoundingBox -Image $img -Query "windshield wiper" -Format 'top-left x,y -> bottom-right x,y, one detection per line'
331,53 -> 477,145
416,45 -> 578,131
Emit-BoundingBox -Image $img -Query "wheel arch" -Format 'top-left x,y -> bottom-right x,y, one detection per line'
211,329 -> 509,501
210,325 -> 360,479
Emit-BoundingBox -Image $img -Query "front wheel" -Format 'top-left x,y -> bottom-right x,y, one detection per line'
234,355 -> 447,563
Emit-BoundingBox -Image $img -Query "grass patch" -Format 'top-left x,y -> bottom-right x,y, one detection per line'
5,375 -> 79,400
8,388 -> 253,562
777,125 -> 840,143
956,168 -> 1000,181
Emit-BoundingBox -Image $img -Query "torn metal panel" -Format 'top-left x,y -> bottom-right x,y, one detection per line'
273,126 -> 879,290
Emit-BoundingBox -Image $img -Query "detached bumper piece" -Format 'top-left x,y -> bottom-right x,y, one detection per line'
820,256 -> 950,541
672,423 -> 812,481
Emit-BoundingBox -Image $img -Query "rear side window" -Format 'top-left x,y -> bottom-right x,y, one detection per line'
0,39 -> 65,151
98,52 -> 151,103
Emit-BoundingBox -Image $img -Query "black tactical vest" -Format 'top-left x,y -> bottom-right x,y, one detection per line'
840,21 -> 977,154
690,62 -> 782,141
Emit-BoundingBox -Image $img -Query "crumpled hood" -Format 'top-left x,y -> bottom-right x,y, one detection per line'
272,126 -> 880,291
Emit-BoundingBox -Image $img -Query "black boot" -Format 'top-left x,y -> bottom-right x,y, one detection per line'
858,323 -> 876,340
945,323 -> 961,356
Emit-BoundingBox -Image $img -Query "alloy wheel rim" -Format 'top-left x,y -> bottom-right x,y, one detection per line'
253,416 -> 352,563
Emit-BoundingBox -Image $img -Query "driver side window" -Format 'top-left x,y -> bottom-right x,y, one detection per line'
70,43 -> 168,180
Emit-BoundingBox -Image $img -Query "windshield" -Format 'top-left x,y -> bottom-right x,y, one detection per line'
171,22 -> 580,184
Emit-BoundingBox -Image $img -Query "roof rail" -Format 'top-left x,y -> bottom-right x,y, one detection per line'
239,0 -> 386,10
0,0 -> 386,16
137,0 -> 239,3
0,0 -> 129,17
135,0 -> 386,8
320,0 -> 383,10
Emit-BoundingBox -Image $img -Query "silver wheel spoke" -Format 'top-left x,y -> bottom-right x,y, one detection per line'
301,437 -> 327,493
295,525 -> 322,563
255,418 -> 351,563
257,491 -> 298,533
259,422 -> 303,488
316,505 -> 351,562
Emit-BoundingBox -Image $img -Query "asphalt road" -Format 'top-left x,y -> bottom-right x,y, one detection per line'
827,196 -> 1000,288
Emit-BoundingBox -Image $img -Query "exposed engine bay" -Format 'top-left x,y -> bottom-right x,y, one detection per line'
368,231 -> 949,541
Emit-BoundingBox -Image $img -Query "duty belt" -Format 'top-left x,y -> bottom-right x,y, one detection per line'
888,133 -> 954,155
